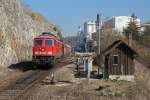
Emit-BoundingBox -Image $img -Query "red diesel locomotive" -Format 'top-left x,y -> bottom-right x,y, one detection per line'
32,32 -> 71,67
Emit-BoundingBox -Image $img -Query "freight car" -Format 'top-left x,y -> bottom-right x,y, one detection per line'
63,44 -> 72,56
32,32 -> 71,68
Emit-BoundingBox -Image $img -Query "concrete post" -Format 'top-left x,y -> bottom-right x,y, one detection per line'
83,59 -> 86,72
87,59 -> 90,78
76,58 -> 80,72
86,59 -> 88,72
87,58 -> 93,78
89,58 -> 93,72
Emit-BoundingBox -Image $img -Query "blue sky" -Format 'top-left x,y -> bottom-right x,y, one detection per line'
21,0 -> 150,37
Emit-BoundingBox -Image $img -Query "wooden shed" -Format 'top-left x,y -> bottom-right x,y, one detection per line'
102,40 -> 138,81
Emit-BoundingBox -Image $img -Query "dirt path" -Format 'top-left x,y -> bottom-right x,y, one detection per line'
22,63 -> 135,100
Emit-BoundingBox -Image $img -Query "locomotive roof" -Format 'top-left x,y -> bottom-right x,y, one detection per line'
34,35 -> 64,45
35,34 -> 54,39
35,32 -> 63,41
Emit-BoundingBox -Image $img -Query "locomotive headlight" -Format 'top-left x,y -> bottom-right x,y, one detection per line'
41,48 -> 45,51
35,52 -> 39,55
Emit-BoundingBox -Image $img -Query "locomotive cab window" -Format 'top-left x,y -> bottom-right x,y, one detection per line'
35,40 -> 42,46
113,55 -> 119,65
45,40 -> 52,46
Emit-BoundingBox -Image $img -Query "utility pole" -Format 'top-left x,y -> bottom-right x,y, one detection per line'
96,13 -> 102,75
96,14 -> 101,55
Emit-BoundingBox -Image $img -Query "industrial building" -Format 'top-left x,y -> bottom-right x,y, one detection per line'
84,21 -> 97,40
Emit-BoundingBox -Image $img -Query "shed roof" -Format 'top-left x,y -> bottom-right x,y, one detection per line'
102,40 -> 138,56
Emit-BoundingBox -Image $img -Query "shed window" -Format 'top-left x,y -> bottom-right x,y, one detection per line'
113,55 -> 119,65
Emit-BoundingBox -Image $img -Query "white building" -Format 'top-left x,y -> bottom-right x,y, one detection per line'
84,21 -> 97,40
140,22 -> 150,32
104,16 -> 141,34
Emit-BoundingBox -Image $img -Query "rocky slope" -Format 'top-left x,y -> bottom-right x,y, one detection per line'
0,0 -> 56,67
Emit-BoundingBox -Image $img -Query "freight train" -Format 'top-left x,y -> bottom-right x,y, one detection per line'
32,32 -> 71,68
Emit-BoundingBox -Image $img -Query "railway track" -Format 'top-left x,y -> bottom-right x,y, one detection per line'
0,70 -> 50,100
0,57 -> 74,100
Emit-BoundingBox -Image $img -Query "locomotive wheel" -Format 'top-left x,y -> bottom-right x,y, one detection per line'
42,65 -> 50,70
32,63 -> 39,70
36,64 -> 41,69
53,57 -> 57,66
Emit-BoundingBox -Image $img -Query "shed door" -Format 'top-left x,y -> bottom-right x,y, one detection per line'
112,52 -> 121,75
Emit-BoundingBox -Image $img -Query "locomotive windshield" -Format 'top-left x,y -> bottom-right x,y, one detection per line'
45,40 -> 52,46
35,40 -> 42,46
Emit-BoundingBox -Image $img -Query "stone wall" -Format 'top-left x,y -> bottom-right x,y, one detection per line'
0,0 -> 56,67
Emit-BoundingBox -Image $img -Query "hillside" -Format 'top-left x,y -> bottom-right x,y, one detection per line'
0,0 -> 56,67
